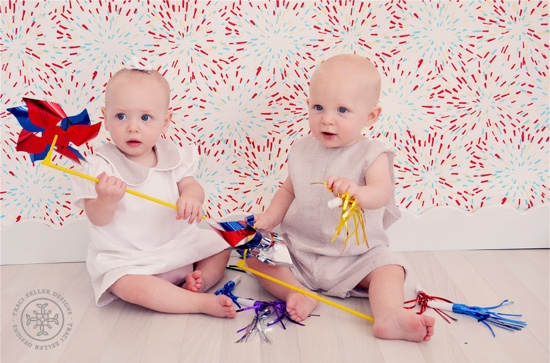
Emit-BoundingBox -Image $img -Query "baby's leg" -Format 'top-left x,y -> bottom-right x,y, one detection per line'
110,274 -> 236,318
246,258 -> 318,322
360,265 -> 435,342
191,250 -> 231,293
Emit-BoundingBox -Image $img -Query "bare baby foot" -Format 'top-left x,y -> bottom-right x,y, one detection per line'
286,292 -> 319,322
199,294 -> 237,318
373,309 -> 435,342
183,270 -> 203,292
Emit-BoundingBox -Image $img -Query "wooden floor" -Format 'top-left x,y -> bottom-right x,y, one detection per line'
1,249 -> 548,363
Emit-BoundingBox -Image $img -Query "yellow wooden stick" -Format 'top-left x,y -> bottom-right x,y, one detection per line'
41,135 -> 177,209
236,253 -> 374,323
43,136 -> 373,323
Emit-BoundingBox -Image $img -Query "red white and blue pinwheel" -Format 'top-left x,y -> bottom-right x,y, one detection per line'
7,98 -> 101,164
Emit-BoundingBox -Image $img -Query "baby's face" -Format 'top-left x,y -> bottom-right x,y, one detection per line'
308,63 -> 377,147
103,71 -> 171,165
308,58 -> 379,148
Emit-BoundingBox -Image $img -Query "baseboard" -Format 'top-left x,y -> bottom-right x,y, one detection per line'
388,205 -> 549,251
1,205 -> 548,265
1,219 -> 90,265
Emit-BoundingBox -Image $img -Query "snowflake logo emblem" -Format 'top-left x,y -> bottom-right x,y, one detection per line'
21,298 -> 64,342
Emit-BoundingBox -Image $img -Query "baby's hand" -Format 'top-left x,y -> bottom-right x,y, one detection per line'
326,176 -> 359,199
253,212 -> 277,231
176,196 -> 202,224
95,172 -> 126,203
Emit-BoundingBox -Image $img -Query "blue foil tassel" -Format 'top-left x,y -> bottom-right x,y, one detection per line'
214,276 -> 254,309
451,300 -> 527,337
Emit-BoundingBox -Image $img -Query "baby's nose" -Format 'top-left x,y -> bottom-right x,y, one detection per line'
127,119 -> 140,132
321,114 -> 334,125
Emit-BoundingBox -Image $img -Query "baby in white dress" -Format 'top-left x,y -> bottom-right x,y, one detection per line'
72,66 -> 235,318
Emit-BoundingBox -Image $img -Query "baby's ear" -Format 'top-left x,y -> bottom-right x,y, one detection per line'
163,110 -> 172,133
365,105 -> 382,127
101,107 -> 108,130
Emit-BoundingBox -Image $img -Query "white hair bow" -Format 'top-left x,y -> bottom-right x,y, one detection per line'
125,57 -> 153,71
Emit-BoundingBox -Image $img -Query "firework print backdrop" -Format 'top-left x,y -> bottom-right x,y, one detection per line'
1,1 -> 548,229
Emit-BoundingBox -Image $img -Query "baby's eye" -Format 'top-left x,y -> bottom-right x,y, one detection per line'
314,105 -> 323,111
141,114 -> 151,121
116,113 -> 126,120
338,107 -> 348,113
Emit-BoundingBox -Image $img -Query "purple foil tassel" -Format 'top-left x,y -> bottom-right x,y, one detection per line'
236,300 -> 314,343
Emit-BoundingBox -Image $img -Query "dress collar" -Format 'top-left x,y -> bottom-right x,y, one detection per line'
95,139 -> 182,186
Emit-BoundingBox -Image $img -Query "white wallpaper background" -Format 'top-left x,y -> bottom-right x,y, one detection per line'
1,1 -> 548,231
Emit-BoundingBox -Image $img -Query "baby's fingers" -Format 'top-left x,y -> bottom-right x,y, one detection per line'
177,200 -> 202,224
252,213 -> 265,228
188,203 -> 202,224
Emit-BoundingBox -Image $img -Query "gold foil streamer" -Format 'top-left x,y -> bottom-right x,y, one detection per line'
312,182 -> 369,249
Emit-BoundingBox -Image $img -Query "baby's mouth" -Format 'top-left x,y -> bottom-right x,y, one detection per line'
126,139 -> 142,146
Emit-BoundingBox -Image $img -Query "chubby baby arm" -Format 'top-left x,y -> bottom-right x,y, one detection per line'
254,177 -> 295,231
326,153 -> 393,210
176,176 -> 204,224
84,172 -> 127,226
